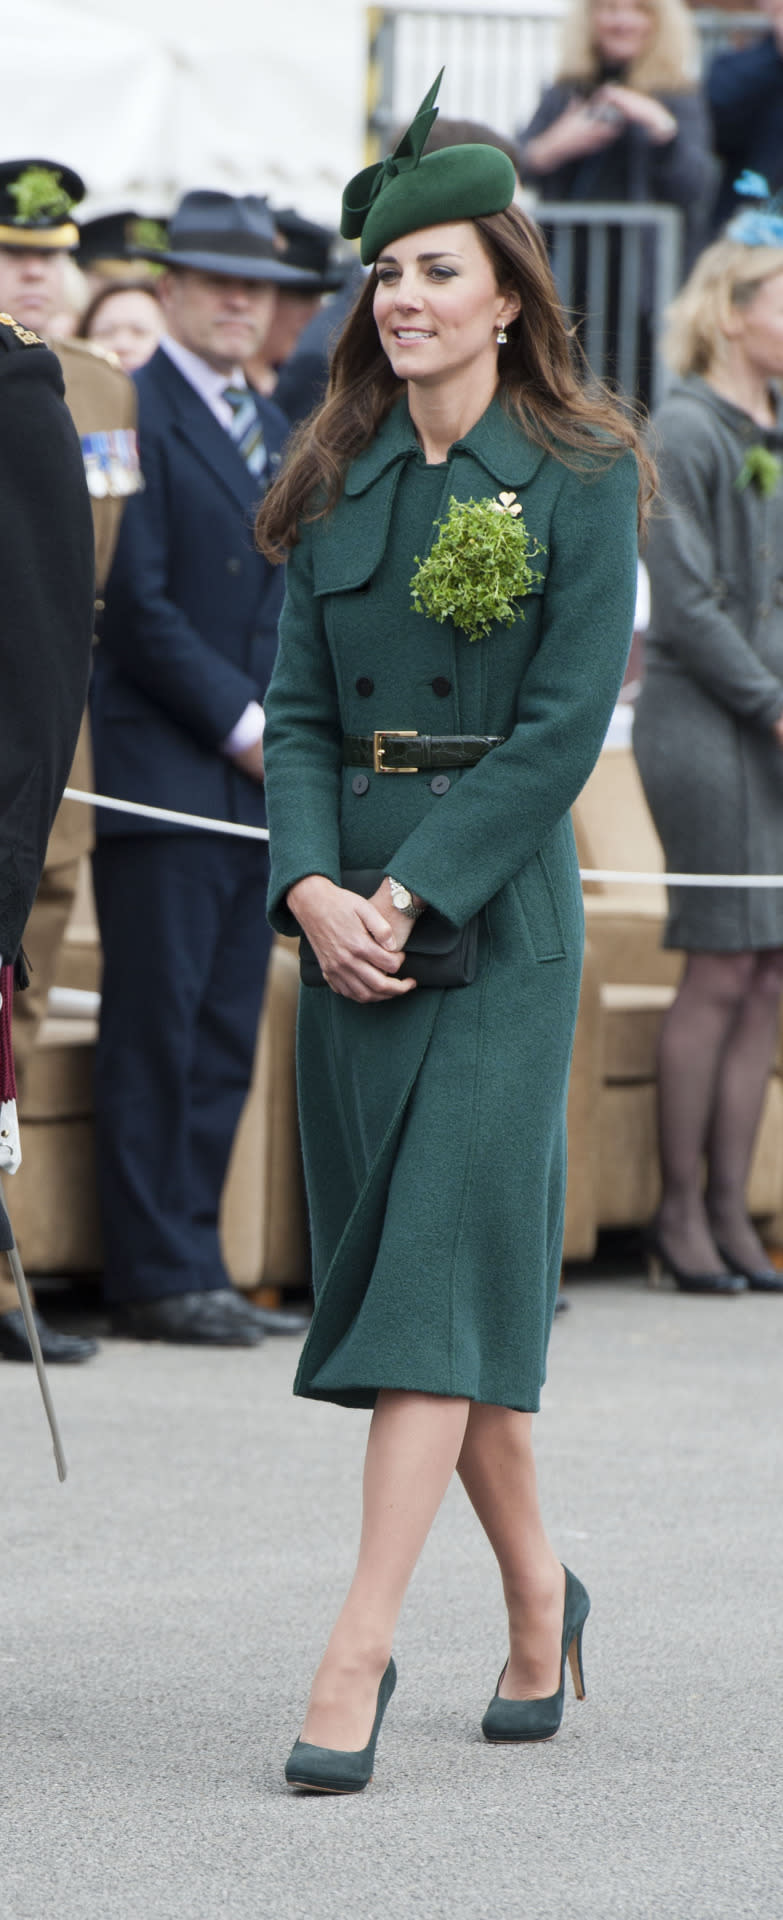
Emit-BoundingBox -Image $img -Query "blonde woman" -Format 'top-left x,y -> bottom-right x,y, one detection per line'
519,0 -> 712,242
517,0 -> 715,401
633,198 -> 783,1296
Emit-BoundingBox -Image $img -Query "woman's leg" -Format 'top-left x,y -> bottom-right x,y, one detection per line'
705,948 -> 783,1270
654,950 -> 756,1273
299,1390 -> 470,1750
457,1404 -> 565,1698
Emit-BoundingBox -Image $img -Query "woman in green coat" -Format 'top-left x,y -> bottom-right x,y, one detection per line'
257,76 -> 651,1793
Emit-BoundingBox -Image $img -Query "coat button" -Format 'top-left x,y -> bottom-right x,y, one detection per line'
226,557 -> 241,574
352,773 -> 370,796
355,676 -> 374,697
431,676 -> 451,697
430,774 -> 450,795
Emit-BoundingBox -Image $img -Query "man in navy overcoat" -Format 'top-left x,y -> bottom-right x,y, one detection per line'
91,192 -> 312,1344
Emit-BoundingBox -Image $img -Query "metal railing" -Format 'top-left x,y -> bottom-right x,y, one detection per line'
367,5 -> 566,152
539,203 -> 683,408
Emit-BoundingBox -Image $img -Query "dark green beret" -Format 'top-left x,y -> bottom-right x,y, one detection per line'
341,71 -> 516,266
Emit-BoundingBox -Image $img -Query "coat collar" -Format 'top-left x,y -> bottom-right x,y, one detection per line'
344,392 -> 547,497
142,346 -> 261,514
680,375 -> 783,454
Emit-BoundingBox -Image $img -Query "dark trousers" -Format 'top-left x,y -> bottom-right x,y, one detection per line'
92,834 -> 272,1306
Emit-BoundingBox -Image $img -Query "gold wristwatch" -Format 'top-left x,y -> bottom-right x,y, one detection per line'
387,877 -> 425,919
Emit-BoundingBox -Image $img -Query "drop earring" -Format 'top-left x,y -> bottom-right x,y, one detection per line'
496,326 -> 508,345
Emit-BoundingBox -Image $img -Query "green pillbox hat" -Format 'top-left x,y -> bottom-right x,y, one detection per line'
341,70 -> 516,266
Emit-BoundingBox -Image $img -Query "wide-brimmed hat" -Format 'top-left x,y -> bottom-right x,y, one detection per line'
130,190 -> 316,286
0,158 -> 85,251
341,71 -> 515,266
273,207 -> 354,294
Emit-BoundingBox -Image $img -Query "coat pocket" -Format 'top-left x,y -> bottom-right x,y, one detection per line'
511,850 -> 566,963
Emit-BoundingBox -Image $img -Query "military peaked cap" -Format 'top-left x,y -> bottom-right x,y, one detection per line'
0,158 -> 85,251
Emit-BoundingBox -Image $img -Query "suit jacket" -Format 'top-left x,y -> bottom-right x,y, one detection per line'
0,322 -> 94,963
91,345 -> 287,837
708,32 -> 783,230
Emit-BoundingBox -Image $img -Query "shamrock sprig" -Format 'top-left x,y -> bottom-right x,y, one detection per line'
410,492 -> 544,643
9,166 -> 74,225
735,445 -> 783,499
130,217 -> 168,254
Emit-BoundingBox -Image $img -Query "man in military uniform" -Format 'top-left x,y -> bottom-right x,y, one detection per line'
0,314 -> 95,1319
0,158 -> 141,1364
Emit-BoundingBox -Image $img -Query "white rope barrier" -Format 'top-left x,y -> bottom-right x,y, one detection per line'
63,789 -> 783,889
579,869 -> 783,889
63,787 -> 270,842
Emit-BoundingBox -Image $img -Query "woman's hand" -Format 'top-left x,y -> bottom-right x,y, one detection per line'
524,96 -> 621,173
597,84 -> 677,144
772,712 -> 783,749
287,875 -> 419,1003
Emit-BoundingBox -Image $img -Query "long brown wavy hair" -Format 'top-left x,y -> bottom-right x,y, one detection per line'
256,203 -> 655,560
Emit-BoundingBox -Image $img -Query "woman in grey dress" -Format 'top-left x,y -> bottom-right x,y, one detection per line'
633,219 -> 783,1294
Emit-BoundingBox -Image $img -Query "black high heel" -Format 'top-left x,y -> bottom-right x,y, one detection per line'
714,1245 -> 783,1293
481,1567 -> 590,1744
643,1227 -> 746,1296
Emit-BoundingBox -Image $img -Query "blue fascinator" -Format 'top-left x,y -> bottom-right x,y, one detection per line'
727,173 -> 783,247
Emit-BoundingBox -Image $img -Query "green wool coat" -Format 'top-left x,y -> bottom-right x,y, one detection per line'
264,394 -> 638,1411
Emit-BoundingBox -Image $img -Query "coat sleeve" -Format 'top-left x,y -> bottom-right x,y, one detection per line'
650,91 -> 716,209
0,345 -> 94,963
101,419 -> 263,746
707,37 -> 782,152
516,84 -> 574,184
386,452 -> 639,926
645,408 -> 783,729
263,525 -> 344,932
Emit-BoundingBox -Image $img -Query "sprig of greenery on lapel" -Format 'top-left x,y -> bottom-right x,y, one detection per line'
735,445 -> 783,499
410,493 -> 544,642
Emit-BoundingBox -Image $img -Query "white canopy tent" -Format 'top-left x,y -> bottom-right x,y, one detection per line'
3,0 -> 368,225
2,0 -> 564,225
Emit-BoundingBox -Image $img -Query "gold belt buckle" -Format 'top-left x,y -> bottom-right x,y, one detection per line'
373,729 -> 419,774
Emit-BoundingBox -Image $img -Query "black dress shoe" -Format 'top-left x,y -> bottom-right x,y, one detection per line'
195,1289 -> 310,1333
111,1289 -> 265,1346
241,1301 -> 312,1334
0,1308 -> 98,1364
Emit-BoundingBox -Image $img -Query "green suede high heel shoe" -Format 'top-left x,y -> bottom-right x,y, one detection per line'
284,1658 -> 397,1794
481,1568 -> 590,1744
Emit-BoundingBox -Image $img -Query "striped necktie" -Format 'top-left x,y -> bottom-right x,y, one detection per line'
223,385 -> 267,479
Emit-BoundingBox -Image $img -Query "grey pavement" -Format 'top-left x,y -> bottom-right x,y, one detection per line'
3,1274 -> 781,1920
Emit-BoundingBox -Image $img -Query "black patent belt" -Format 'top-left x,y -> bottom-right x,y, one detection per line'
342,731 -> 506,775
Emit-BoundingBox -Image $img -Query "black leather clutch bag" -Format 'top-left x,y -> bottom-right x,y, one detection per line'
298,869 -> 479,990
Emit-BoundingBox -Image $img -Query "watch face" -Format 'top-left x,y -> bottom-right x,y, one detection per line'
389,878 -> 412,910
